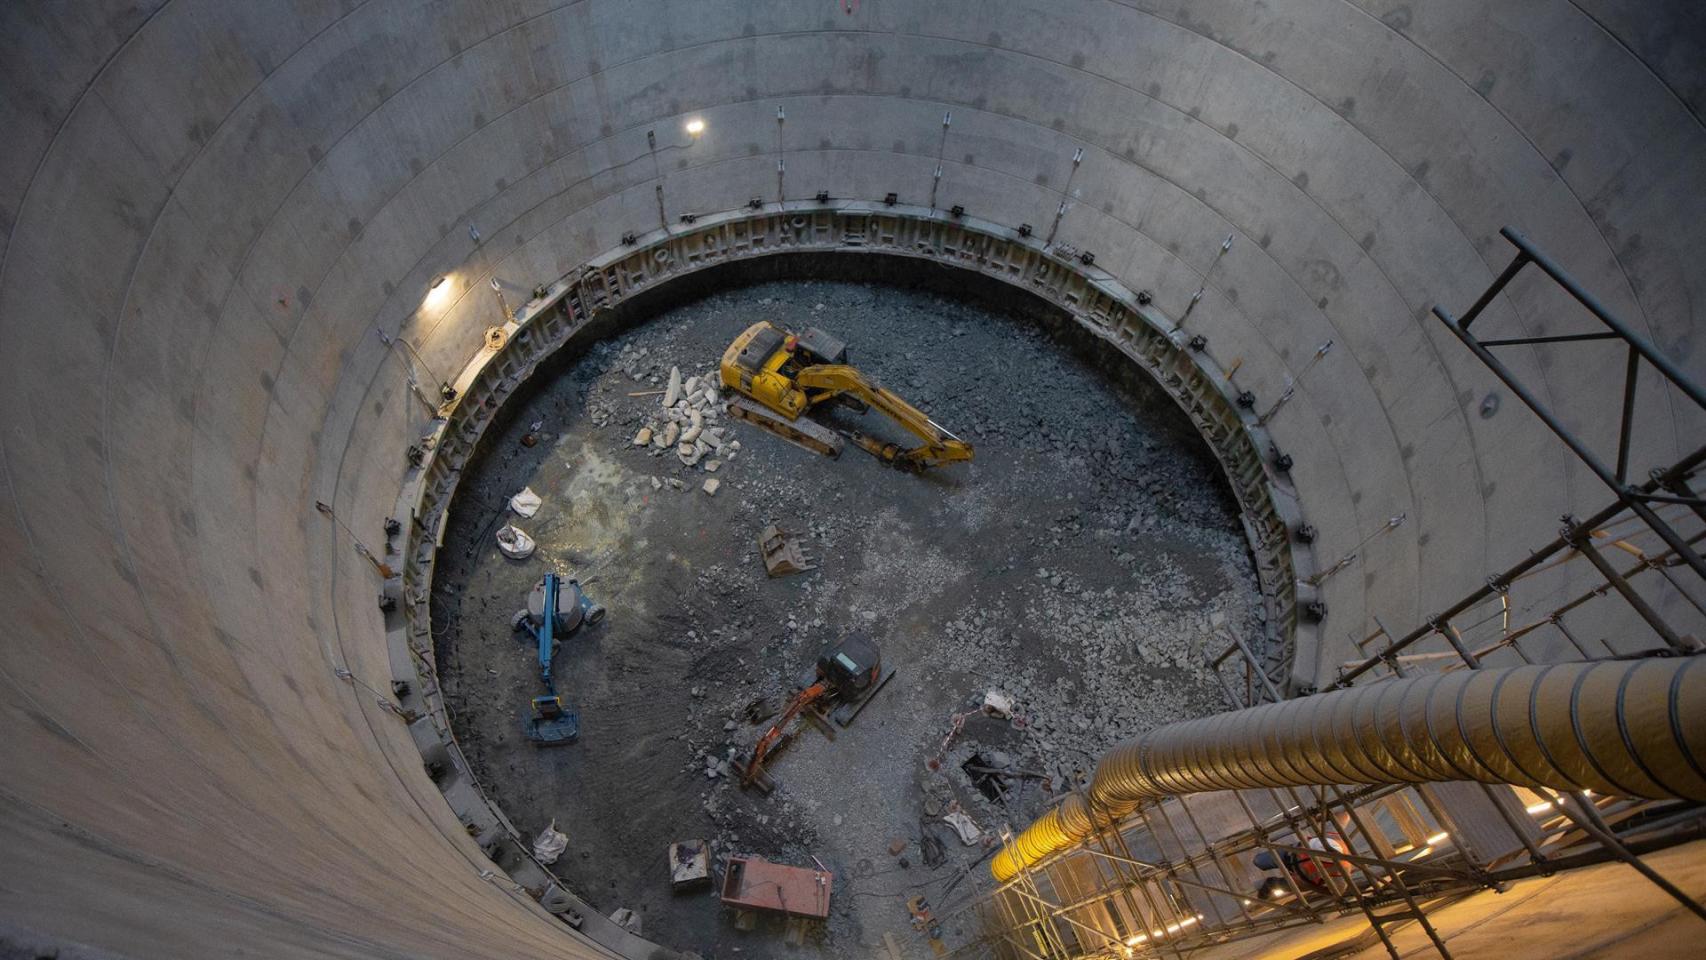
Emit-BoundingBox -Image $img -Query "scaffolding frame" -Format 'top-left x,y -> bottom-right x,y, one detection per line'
950,230 -> 1706,959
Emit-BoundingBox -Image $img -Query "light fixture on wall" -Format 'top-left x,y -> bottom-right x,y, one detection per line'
684,117 -> 706,138
423,274 -> 453,309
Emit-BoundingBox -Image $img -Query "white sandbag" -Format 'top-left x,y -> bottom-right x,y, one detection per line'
496,525 -> 536,560
532,819 -> 568,864
509,486 -> 542,518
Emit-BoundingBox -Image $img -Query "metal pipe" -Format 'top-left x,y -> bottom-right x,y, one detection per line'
1616,345 -> 1640,484
1496,227 -> 1706,410
1452,247 -> 1529,329
1437,306 -> 1706,584
1568,527 -> 1691,652
991,657 -> 1706,881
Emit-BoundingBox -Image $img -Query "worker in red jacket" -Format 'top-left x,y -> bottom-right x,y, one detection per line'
1253,822 -> 1354,899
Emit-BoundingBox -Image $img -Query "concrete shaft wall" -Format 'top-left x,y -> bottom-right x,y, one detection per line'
1,2 -> 1701,957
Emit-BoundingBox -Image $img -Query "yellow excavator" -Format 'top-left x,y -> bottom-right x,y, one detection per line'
718,321 -> 974,470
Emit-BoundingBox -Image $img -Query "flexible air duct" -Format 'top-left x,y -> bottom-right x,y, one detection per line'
991,657 -> 1706,881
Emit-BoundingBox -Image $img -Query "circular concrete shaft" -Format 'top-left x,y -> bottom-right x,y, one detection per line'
0,2 -> 1702,958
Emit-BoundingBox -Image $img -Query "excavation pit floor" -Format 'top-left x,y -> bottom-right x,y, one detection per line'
431,278 -> 1267,958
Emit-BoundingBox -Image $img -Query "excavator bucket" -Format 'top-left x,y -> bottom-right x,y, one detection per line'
759,525 -> 815,577
733,754 -> 778,795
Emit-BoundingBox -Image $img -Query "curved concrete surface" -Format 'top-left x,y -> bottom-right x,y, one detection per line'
1,2 -> 1701,956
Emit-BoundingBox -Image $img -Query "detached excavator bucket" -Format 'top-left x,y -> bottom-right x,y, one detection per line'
759,525 -> 815,577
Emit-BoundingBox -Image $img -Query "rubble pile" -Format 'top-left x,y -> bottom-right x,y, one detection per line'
624,361 -> 741,490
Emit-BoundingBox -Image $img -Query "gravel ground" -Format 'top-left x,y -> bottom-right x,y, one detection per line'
430,279 -> 1265,958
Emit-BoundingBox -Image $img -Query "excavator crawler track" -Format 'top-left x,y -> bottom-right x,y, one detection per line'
725,395 -> 844,458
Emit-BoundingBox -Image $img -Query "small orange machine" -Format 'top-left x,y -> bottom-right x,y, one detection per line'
720,855 -> 833,922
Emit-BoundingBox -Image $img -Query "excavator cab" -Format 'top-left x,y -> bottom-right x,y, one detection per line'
721,323 -> 848,416
817,633 -> 880,699
790,327 -> 849,366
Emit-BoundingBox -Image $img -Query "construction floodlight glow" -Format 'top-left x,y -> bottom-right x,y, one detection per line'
685,117 -> 706,137
424,274 -> 453,308
1526,800 -> 1555,815
1425,831 -> 1450,845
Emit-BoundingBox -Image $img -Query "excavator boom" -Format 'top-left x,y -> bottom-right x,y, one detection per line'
792,364 -> 973,469
739,680 -> 828,788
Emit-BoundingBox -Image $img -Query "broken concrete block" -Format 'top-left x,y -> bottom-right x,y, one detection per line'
664,367 -> 682,406
650,476 -> 662,490
632,426 -> 653,446
702,478 -> 721,496
661,421 -> 680,447
678,442 -> 704,466
704,460 -> 720,473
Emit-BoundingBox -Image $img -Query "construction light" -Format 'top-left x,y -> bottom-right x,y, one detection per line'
1425,831 -> 1450,845
1525,800 -> 1555,815
424,274 -> 452,308
685,117 -> 706,137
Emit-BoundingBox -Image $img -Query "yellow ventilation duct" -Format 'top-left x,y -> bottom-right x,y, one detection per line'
991,657 -> 1706,881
